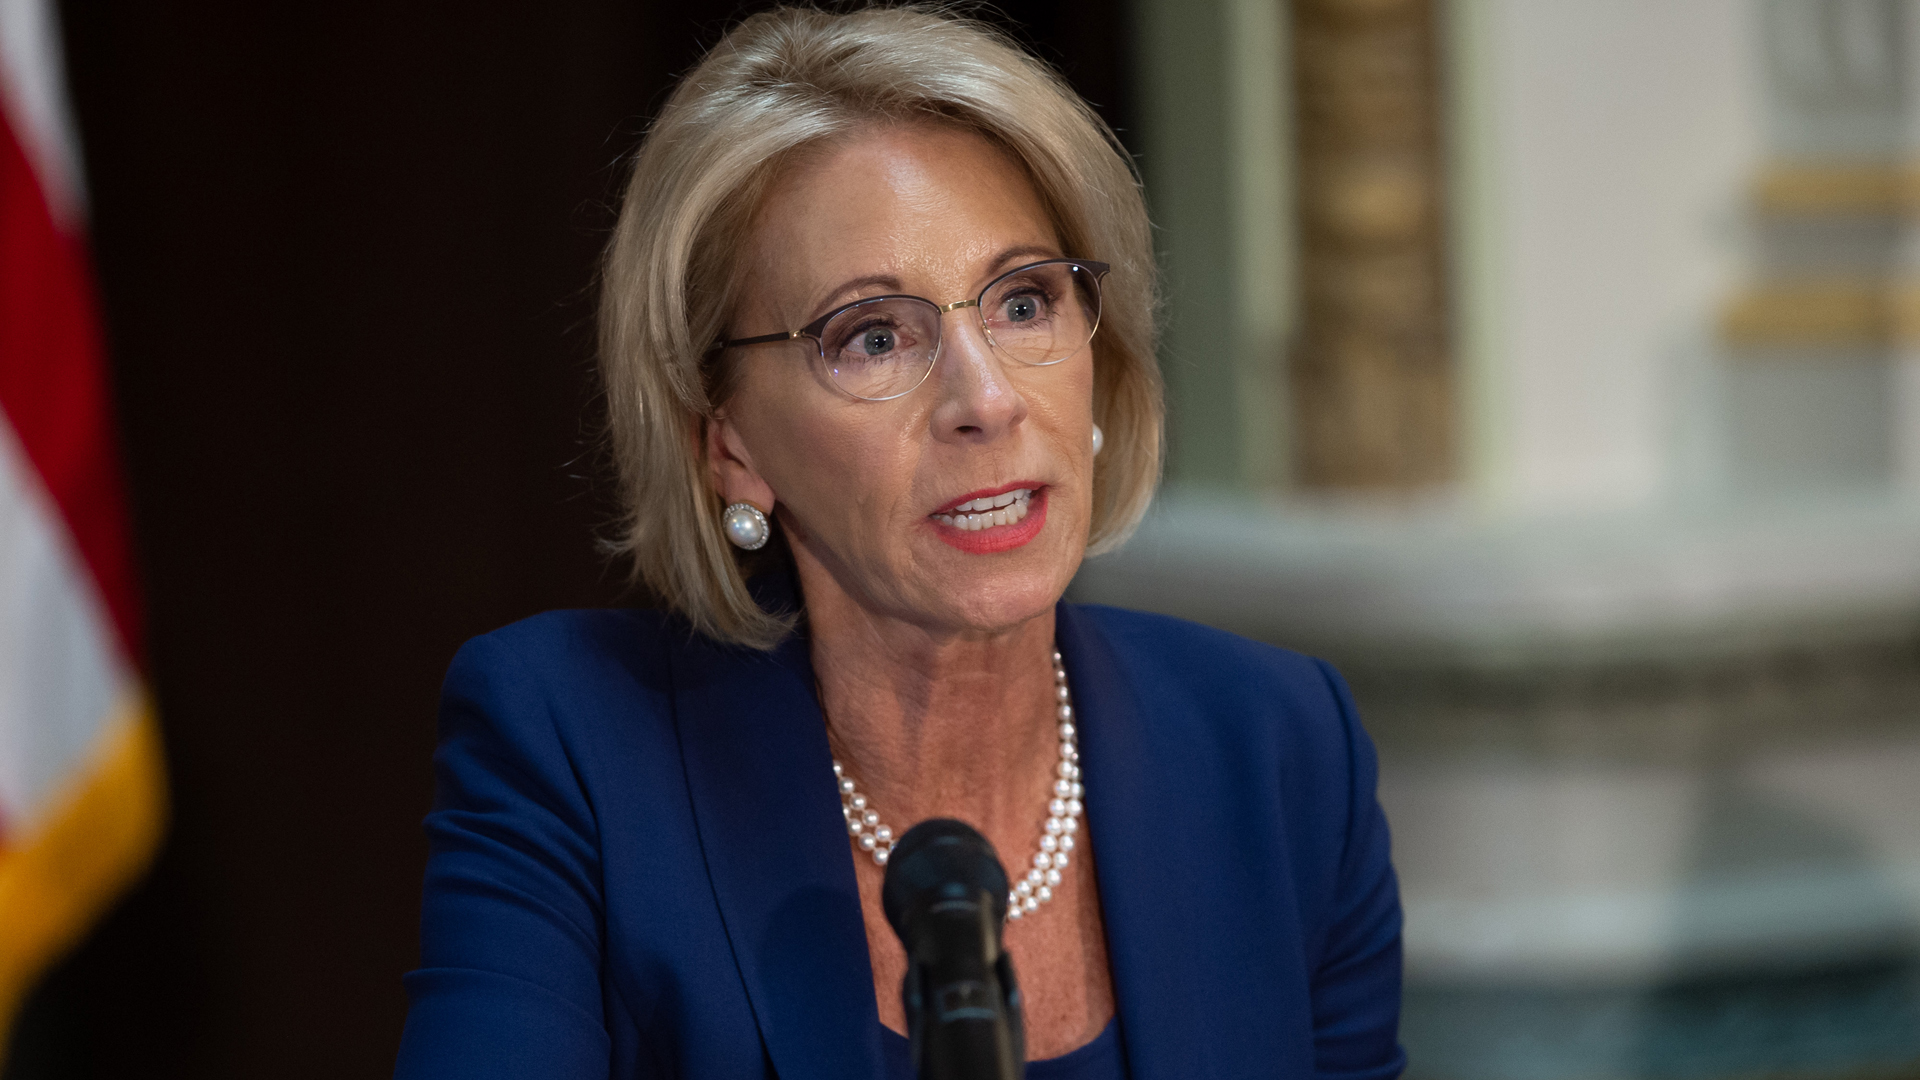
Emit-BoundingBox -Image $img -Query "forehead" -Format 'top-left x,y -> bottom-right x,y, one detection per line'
747,123 -> 1060,303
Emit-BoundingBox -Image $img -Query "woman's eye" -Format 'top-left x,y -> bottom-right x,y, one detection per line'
831,318 -> 915,359
996,288 -> 1052,324
859,327 -> 898,355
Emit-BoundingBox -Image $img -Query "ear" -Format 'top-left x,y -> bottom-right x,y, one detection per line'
704,409 -> 778,513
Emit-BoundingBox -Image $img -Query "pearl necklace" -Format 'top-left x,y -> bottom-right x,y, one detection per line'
834,648 -> 1085,921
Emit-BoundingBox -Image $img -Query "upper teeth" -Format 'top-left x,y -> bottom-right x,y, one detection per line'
933,488 -> 1033,531
956,489 -> 1026,513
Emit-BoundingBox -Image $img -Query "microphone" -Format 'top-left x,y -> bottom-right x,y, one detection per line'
881,819 -> 1026,1080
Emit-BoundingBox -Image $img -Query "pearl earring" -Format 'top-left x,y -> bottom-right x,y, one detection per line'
722,502 -> 770,551
1091,424 -> 1104,457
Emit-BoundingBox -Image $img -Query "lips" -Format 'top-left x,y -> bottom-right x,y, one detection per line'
928,484 -> 1048,554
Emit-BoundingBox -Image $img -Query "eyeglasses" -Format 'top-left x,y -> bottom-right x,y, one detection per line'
713,258 -> 1110,402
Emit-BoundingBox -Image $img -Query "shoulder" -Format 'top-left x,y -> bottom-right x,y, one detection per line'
437,607 -> 694,771
1066,602 -> 1353,727
444,607 -> 684,703
1064,602 -> 1372,814
451,606 -> 679,675
1068,602 -> 1330,677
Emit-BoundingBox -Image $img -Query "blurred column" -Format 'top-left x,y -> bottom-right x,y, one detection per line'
1291,0 -> 1454,489
1131,0 -> 1294,490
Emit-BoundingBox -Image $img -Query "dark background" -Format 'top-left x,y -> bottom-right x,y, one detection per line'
3,3 -> 1130,1077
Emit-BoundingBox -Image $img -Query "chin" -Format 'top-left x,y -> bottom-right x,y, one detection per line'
918,545 -> 1082,634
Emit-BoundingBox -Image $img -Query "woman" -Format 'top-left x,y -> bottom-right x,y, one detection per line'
394,7 -> 1403,1079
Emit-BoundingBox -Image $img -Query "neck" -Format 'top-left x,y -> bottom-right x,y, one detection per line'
796,563 -> 1061,837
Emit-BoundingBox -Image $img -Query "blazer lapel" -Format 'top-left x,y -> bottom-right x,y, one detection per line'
671,624 -> 885,1080
1058,603 -> 1292,1079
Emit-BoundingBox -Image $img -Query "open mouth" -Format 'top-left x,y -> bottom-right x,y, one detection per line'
928,485 -> 1048,554
930,487 -> 1035,531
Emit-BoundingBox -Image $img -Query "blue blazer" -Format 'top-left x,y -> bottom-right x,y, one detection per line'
393,595 -> 1405,1079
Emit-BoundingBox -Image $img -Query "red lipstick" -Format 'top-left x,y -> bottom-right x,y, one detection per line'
929,486 -> 1048,554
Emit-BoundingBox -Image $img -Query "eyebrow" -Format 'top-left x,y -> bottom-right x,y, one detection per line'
806,273 -> 904,318
803,243 -> 1068,321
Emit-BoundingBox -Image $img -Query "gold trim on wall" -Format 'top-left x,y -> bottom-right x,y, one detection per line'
1754,162 -> 1920,217
1722,160 -> 1920,349
1721,279 -> 1920,348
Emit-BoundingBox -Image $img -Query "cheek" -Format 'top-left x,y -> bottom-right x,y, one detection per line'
1020,358 -> 1096,452
741,371 -> 924,535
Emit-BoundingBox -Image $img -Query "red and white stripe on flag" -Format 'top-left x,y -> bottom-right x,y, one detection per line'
0,0 -> 165,1052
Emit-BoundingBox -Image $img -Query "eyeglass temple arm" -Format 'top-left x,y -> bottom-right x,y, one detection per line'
712,329 -> 801,353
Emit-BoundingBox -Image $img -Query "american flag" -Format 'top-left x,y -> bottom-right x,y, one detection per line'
0,0 -> 165,1054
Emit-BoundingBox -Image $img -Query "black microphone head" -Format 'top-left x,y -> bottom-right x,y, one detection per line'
881,818 -> 1010,941
883,820 -> 1026,1077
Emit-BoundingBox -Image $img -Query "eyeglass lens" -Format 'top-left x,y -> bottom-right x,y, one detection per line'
817,261 -> 1102,401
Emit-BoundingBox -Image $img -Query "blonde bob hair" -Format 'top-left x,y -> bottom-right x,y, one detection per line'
599,4 -> 1163,648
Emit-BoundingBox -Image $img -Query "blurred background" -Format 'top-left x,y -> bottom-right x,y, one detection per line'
2,0 -> 1916,1078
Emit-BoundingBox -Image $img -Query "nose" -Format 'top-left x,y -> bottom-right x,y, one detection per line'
928,309 -> 1028,444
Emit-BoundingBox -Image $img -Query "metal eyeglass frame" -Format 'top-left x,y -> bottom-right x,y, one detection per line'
709,258 -> 1111,402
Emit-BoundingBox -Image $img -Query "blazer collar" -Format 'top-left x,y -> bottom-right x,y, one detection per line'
669,604 -> 885,1080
